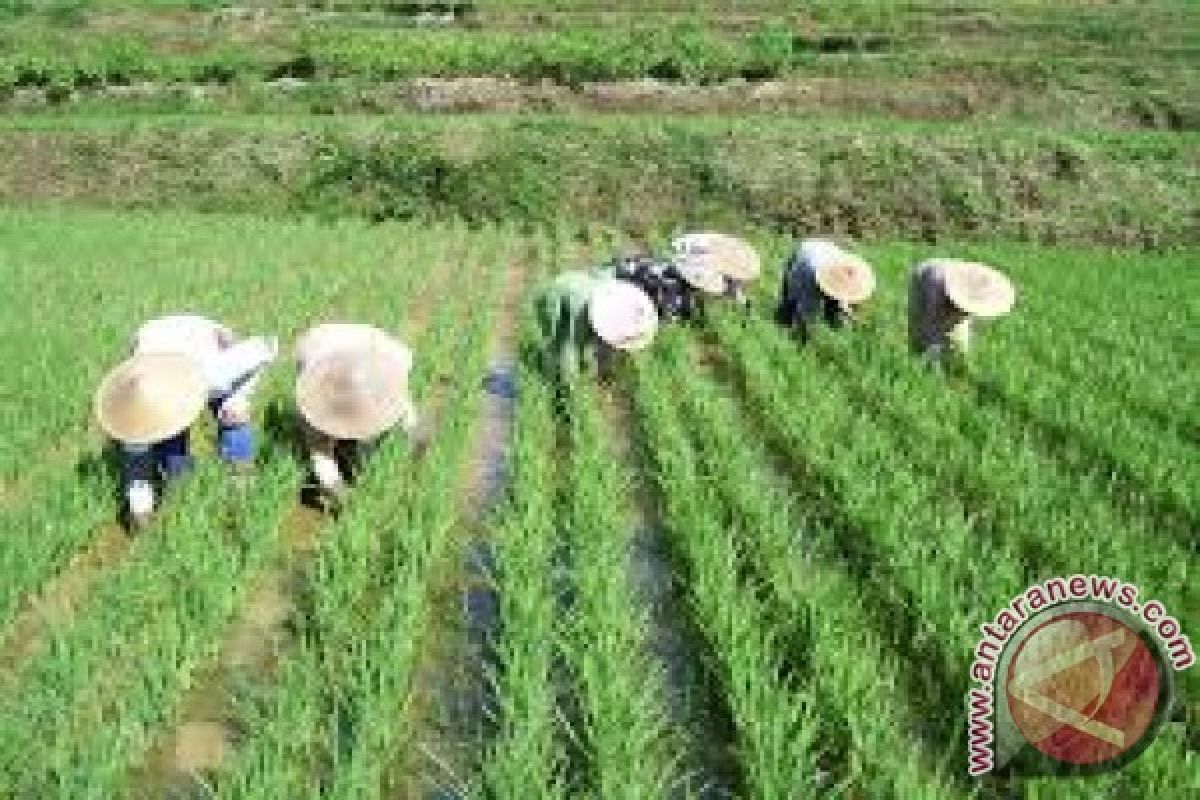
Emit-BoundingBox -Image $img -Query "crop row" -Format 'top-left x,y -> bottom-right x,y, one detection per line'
701,306 -> 1194,790
629,333 -> 836,798
2,17 -> 1195,98
0,215 -> 473,795
212,228 -> 503,797
0,212 -> 453,650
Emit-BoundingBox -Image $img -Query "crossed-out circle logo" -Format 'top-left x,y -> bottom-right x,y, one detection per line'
1001,605 -> 1168,770
967,577 -> 1193,778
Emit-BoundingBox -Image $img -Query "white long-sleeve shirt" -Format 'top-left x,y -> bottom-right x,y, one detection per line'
134,314 -> 275,410
124,315 -> 276,515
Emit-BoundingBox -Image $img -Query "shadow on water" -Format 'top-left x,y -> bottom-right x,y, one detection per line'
628,523 -> 740,800
620,383 -> 746,800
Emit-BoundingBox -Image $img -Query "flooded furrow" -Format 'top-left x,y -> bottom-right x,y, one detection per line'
398,255 -> 527,799
127,249 -> 467,797
601,387 -> 741,800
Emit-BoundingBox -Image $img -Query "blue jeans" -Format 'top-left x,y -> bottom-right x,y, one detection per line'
121,394 -> 254,489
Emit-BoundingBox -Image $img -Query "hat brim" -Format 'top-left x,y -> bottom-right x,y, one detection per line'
676,233 -> 761,282
588,279 -> 659,351
95,353 -> 208,445
941,260 -> 1016,318
296,348 -> 413,440
814,257 -> 876,306
676,263 -> 727,295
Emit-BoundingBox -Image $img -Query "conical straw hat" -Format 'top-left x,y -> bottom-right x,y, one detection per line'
814,251 -> 877,306
94,352 -> 207,445
674,232 -> 761,282
937,259 -> 1016,318
674,261 -> 727,295
296,344 -> 413,440
588,279 -> 659,351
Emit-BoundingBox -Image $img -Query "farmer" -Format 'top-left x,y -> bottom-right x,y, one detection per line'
776,239 -> 877,338
295,323 -> 419,507
672,231 -> 762,306
908,259 -> 1016,363
533,270 -> 658,382
612,250 -> 726,324
94,315 -> 278,530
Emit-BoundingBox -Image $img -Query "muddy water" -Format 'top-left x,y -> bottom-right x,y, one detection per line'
407,360 -> 514,798
404,252 -> 526,797
628,524 -> 739,800
0,523 -> 131,682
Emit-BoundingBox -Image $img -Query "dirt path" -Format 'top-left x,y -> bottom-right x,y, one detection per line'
0,523 -> 131,684
2,75 -> 1164,132
128,502 -> 324,794
393,250 -> 529,798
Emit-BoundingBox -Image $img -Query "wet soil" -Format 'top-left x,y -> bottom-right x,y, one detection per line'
0,523 -> 132,683
129,503 -> 324,796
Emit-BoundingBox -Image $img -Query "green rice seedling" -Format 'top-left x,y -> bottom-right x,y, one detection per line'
216,229 -> 502,799
629,345 -> 824,799
706,306 -> 1198,795
559,381 -> 683,797
0,458 -> 295,796
654,327 -> 955,795
479,355 -> 568,799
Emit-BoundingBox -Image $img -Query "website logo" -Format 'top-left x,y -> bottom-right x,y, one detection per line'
966,576 -> 1192,776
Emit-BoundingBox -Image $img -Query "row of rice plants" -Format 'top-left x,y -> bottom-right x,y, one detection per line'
557,380 -> 683,795
0,211 -> 327,652
473,229 -> 571,797
706,311 -> 1195,793
116,224 -> 460,797
0,457 -> 296,797
795,316 -> 1192,604
654,326 -> 954,796
628,339 -> 825,799
0,225 -> 399,795
982,244 -> 1198,431
213,228 -> 505,798
747,238 -> 1197,538
0,212 -> 460,794
315,232 -> 509,799
0,212 -> 457,641
477,352 -> 566,797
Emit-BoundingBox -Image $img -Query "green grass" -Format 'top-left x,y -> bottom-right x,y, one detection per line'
0,114 -> 1194,247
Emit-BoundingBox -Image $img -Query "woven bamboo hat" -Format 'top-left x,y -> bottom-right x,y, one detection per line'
937,259 -> 1016,318
675,261 -> 727,295
814,250 -> 877,307
588,279 -> 659,351
296,340 -> 414,441
674,232 -> 761,282
94,352 -> 207,445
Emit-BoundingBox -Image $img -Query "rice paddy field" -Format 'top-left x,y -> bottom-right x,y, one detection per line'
0,208 -> 1194,798
0,0 -> 1197,797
